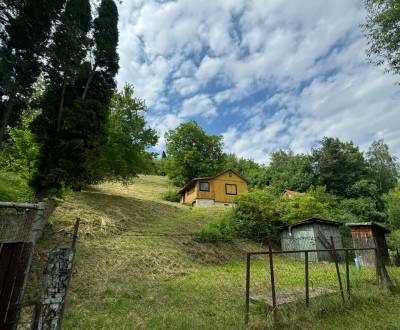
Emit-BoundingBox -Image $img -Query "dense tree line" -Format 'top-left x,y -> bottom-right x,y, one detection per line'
0,0 -> 157,200
163,122 -> 399,249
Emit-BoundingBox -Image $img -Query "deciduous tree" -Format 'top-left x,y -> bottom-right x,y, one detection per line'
164,121 -> 225,186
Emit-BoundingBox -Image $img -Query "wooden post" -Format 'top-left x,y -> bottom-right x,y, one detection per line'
374,247 -> 380,285
305,251 -> 309,307
373,238 -> 392,287
345,249 -> 350,299
268,242 -> 277,323
330,237 -> 345,303
245,253 -> 251,325
71,218 -> 80,253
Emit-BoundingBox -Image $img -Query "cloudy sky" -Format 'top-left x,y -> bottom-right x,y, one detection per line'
117,0 -> 400,163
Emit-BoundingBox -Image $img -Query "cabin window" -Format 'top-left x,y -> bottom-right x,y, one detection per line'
199,182 -> 210,191
225,184 -> 237,195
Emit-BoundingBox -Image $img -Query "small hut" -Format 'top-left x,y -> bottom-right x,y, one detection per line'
346,222 -> 390,266
280,218 -> 343,262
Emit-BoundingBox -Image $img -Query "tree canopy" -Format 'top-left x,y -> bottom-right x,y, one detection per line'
312,137 -> 368,197
164,121 -> 225,186
364,0 -> 400,79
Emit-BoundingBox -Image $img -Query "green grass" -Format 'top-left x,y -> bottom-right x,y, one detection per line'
0,170 -> 33,202
21,175 -> 400,330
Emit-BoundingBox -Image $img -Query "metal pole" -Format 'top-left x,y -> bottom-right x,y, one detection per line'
0,202 -> 44,210
305,251 -> 309,306
345,249 -> 350,299
268,242 -> 277,322
330,237 -> 345,303
245,253 -> 251,325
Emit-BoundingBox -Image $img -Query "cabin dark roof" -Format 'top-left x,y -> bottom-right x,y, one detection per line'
346,222 -> 390,234
178,168 -> 249,194
285,218 -> 341,229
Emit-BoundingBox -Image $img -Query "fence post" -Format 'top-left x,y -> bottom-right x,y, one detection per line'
304,251 -> 309,307
245,253 -> 251,325
345,249 -> 350,299
373,238 -> 392,287
268,242 -> 277,323
330,237 -> 345,303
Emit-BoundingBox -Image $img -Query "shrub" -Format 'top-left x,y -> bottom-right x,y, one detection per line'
279,193 -> 331,223
0,170 -> 33,201
161,188 -> 181,203
230,188 -> 284,242
196,215 -> 234,242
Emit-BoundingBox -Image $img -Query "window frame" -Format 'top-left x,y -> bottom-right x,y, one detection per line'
199,181 -> 210,192
225,183 -> 237,195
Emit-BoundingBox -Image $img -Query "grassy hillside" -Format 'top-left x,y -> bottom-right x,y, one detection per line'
22,175 -> 400,329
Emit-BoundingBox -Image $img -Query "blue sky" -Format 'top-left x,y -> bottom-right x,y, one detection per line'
116,0 -> 400,163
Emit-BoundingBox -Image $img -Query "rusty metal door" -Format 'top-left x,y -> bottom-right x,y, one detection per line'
0,242 -> 32,329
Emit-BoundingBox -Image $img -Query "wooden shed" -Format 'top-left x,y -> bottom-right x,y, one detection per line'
346,222 -> 390,266
281,218 -> 343,262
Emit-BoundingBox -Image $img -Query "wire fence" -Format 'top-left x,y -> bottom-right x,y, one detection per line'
13,219 -> 400,329
244,241 -> 397,326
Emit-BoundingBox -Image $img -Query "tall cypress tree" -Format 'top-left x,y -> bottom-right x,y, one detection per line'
0,0 -> 63,140
31,0 -> 119,197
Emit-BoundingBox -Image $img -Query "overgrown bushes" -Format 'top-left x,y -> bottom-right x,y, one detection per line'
196,215 -> 235,242
161,188 -> 181,203
230,189 -> 285,242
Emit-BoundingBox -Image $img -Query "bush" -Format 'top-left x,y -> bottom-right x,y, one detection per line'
0,170 -> 33,201
230,188 -> 284,242
161,188 -> 181,203
195,215 -> 234,242
279,193 -> 331,223
196,214 -> 235,242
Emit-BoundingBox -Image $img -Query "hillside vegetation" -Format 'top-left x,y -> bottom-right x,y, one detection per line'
24,175 -> 400,329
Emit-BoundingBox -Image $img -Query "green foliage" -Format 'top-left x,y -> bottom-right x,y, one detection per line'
31,0 -> 120,196
0,112 -> 39,180
366,139 -> 398,193
161,188 -> 181,203
0,0 -> 63,139
280,190 -> 331,223
164,121 -> 225,186
312,137 -> 367,197
387,230 -> 400,252
384,184 -> 400,229
258,150 -> 313,191
0,170 -> 33,201
363,0 -> 400,80
339,197 -> 386,222
223,153 -> 263,186
196,215 -> 235,242
96,85 -> 158,182
231,188 -> 284,242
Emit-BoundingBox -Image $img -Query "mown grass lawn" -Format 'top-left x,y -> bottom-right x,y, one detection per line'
21,175 -> 400,330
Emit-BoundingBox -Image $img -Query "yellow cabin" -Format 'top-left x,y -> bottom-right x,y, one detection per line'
179,169 -> 249,207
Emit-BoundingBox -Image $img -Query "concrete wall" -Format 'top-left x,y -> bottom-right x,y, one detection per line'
195,199 -> 215,207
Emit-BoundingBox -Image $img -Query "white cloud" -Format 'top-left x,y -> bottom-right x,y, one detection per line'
179,94 -> 217,119
117,0 -> 400,161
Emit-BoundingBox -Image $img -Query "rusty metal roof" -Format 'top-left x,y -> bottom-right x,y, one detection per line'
346,222 -> 390,233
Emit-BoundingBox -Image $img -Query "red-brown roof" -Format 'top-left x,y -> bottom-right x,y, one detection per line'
346,222 -> 390,234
